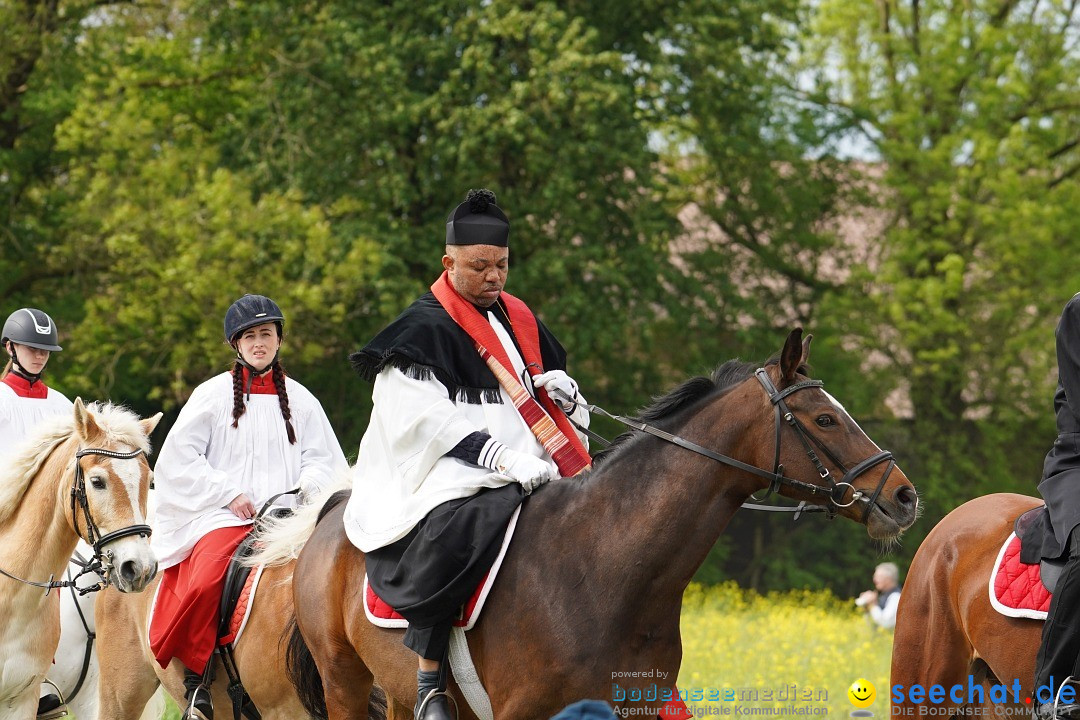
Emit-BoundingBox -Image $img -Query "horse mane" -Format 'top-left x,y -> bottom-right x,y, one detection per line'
244,473 -> 354,568
592,357 -> 806,468
0,402 -> 152,526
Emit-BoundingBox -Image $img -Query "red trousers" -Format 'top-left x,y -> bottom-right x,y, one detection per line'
148,525 -> 251,673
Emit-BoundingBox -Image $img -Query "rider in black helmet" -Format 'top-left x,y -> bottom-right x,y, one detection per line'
149,293 -> 346,720
224,294 -> 286,398
2,307 -> 63,383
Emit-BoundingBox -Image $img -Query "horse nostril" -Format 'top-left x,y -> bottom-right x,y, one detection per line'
895,486 -> 918,511
119,560 -> 138,586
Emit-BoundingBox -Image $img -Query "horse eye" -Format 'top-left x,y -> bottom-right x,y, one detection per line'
91,476 -> 107,490
816,415 -> 835,428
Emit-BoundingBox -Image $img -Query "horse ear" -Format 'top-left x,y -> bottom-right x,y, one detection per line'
73,398 -> 102,441
141,412 -> 163,438
780,327 -> 804,383
802,333 -> 813,366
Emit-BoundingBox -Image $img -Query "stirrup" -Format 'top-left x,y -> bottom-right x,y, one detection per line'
415,688 -> 459,720
185,684 -> 215,720
37,679 -> 69,720
37,705 -> 69,720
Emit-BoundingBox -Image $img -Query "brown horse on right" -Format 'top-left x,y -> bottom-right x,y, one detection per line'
291,328 -> 920,718
892,492 -> 1050,711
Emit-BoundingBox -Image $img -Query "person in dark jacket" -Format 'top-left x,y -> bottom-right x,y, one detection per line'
1027,295 -> 1080,719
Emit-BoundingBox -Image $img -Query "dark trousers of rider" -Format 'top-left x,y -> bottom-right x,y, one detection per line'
404,621 -> 453,661
1036,528 -> 1080,694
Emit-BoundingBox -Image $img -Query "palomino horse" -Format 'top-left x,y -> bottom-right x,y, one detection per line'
891,493 -> 1048,711
92,476 -> 387,720
0,400 -> 161,719
56,544 -> 168,720
288,328 -> 921,718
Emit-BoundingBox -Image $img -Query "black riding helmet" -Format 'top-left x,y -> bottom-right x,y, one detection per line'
224,295 -> 285,345
2,308 -> 63,352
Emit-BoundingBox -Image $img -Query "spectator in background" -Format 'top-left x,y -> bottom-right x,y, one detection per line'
856,562 -> 902,630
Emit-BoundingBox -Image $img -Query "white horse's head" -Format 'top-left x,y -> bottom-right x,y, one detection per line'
68,399 -> 162,593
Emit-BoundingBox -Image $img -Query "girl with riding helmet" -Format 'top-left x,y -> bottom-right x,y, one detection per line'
0,308 -> 72,456
1,308 -> 73,719
149,294 -> 347,719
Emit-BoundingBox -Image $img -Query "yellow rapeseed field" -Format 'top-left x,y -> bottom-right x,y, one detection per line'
678,582 -> 894,718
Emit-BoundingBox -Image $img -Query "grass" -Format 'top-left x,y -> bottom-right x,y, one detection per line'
148,583 -> 892,719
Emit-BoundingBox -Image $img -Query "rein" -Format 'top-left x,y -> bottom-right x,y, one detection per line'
0,447 -> 151,596
576,368 -> 896,521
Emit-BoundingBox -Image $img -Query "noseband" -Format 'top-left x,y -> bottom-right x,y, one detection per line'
582,368 -> 897,521
0,447 -> 151,595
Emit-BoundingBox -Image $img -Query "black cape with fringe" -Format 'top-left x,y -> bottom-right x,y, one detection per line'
349,291 -> 568,404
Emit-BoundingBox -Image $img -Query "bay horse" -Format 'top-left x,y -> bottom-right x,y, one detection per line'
0,400 -> 161,719
289,328 -> 921,719
92,475 -> 388,720
891,492 -> 1047,711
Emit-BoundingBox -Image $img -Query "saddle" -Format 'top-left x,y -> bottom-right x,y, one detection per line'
1015,507 -> 1066,594
988,507 -> 1061,620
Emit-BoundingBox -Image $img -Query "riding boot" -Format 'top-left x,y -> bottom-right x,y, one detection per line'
1035,528 -> 1080,720
415,669 -> 456,720
183,667 -> 215,720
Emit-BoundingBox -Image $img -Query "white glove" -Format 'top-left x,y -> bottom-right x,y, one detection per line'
532,370 -> 580,411
481,441 -> 556,494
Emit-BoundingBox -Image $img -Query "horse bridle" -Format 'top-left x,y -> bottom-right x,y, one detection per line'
581,368 -> 897,521
70,447 -> 153,583
751,368 -> 896,521
0,447 -> 152,595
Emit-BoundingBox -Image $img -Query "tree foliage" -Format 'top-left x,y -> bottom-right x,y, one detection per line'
3,0 -> 1079,592
807,0 -> 1080,538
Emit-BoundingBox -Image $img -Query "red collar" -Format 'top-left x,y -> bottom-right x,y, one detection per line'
235,367 -> 279,395
2,372 -> 49,399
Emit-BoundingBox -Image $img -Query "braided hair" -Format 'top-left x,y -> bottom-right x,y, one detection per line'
230,358 -> 298,445
272,362 -> 297,444
231,360 -> 247,428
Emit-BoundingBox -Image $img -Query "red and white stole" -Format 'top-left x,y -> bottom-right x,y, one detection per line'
431,272 -> 591,477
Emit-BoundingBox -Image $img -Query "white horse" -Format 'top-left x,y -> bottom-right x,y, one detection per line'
0,400 -> 161,719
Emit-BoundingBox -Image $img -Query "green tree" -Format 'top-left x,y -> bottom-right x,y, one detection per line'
807,0 -> 1080,527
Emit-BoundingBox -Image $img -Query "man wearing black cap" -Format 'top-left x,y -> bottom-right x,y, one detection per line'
344,189 -> 592,719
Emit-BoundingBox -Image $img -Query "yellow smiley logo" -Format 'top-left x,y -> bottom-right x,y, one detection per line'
848,678 -> 876,708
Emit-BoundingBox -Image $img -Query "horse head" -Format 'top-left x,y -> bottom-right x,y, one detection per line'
730,328 -> 918,540
66,399 -> 162,592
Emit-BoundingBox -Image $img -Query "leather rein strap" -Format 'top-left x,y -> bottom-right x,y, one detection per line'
580,368 -> 896,521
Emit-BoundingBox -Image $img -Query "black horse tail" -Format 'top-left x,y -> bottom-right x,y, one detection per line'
285,615 -> 327,720
284,614 -> 387,720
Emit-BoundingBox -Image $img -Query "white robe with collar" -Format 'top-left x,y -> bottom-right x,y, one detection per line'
151,372 -> 348,569
0,383 -> 73,457
343,310 -> 589,552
